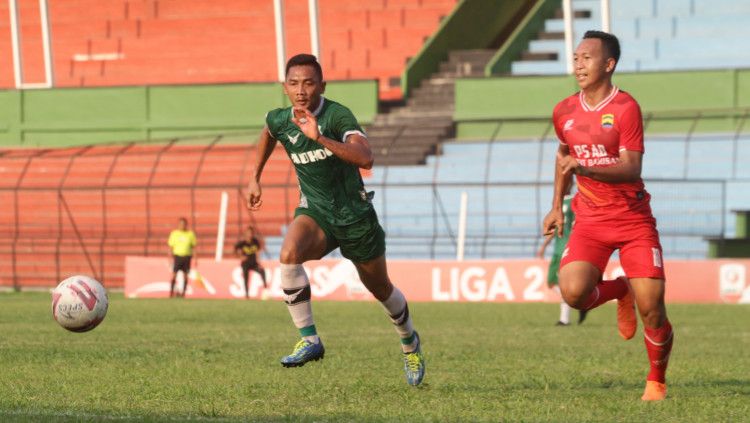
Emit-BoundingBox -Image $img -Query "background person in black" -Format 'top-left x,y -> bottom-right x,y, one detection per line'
234,226 -> 267,299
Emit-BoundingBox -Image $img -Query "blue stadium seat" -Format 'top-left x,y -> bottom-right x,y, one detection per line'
266,134 -> 749,260
512,0 -> 750,75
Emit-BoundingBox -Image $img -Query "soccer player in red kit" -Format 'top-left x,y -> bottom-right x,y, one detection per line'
542,31 -> 673,401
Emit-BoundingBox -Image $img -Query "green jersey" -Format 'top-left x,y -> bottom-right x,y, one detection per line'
552,195 -> 575,257
265,97 -> 373,226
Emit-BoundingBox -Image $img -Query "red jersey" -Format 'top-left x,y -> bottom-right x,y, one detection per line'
553,87 -> 654,222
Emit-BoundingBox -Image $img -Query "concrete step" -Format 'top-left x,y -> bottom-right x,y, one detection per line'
370,135 -> 441,151
552,8 -> 591,19
538,31 -> 563,40
520,51 -> 558,61
447,49 -> 496,62
372,112 -> 453,126
406,97 -> 454,108
438,62 -> 486,77
368,127 -> 448,141
374,143 -> 436,156
376,156 -> 429,166
419,77 -> 456,88
434,70 -> 485,78
412,84 -> 454,96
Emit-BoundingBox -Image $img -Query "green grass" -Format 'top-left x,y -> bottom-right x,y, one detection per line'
0,292 -> 748,422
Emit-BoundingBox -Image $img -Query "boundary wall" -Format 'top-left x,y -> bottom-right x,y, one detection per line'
0,80 -> 377,147
126,257 -> 750,304
455,69 -> 750,139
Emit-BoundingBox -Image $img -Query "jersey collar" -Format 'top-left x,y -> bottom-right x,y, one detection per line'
312,96 -> 325,116
579,86 -> 619,112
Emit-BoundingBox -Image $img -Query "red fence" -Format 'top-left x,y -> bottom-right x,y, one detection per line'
0,134 -> 297,288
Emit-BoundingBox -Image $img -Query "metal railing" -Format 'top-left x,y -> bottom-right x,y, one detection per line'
1,109 -> 748,288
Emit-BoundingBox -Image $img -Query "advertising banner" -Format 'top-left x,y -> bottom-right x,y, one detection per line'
125,257 -> 750,304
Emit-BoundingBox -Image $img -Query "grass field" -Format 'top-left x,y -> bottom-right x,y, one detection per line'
1,292 -> 748,422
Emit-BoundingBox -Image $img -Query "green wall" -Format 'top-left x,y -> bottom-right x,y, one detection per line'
485,0 -> 560,75
402,0 -> 529,97
0,80 -> 377,147
455,69 -> 750,139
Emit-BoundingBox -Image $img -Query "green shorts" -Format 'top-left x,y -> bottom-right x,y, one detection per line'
294,207 -> 386,263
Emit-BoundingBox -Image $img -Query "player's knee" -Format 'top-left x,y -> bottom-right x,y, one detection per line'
561,290 -> 588,310
559,281 -> 589,309
368,280 -> 393,302
279,246 -> 302,264
639,303 -> 666,328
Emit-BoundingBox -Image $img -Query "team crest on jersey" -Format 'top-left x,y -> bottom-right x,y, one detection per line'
287,132 -> 300,144
601,113 -> 615,128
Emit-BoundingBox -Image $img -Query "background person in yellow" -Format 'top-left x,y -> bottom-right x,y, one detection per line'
167,217 -> 197,298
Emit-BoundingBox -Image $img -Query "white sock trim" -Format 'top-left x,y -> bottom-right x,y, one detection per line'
380,287 -> 414,341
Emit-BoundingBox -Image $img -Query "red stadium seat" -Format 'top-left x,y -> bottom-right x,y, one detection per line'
0,142 -> 297,288
1,0 -> 456,99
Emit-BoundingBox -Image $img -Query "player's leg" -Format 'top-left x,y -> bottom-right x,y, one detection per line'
630,277 -> 671,401
255,264 -> 268,288
354,255 -> 417,350
353,254 -> 425,386
169,270 -> 177,298
620,233 -> 671,401
181,257 -> 191,298
547,257 -> 570,326
558,225 -> 635,338
340,211 -> 425,386
559,262 -> 634,337
241,261 -> 251,299
553,286 -> 571,326
278,213 -> 331,367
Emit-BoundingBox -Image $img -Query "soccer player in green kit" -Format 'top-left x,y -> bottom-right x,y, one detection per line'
246,54 -> 425,386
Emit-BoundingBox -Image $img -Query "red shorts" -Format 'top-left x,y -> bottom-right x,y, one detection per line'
560,219 -> 666,280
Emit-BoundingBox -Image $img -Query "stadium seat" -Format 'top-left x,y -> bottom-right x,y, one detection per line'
2,0 -> 455,100
512,0 -> 750,75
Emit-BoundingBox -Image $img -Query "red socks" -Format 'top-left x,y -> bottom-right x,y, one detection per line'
644,319 -> 674,383
582,277 -> 628,310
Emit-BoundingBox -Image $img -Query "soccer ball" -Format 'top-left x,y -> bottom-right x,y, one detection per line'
52,275 -> 109,332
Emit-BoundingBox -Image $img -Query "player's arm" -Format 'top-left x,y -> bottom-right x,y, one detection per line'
536,234 -> 553,259
558,149 -> 642,182
291,107 -> 373,169
167,233 -> 174,259
247,125 -> 279,210
542,144 -> 573,237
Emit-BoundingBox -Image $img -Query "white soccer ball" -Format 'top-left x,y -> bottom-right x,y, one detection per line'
52,275 -> 109,332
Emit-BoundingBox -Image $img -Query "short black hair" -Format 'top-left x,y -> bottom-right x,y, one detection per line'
583,30 -> 621,63
285,54 -> 323,81
179,217 -> 188,224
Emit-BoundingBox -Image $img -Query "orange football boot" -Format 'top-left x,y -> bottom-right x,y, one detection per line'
616,277 -> 637,340
641,381 -> 667,401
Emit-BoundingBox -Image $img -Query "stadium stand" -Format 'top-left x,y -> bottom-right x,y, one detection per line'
3,0 -> 750,291
2,0 -> 456,99
512,0 -> 750,75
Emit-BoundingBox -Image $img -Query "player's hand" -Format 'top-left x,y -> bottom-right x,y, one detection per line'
536,234 -> 552,258
542,209 -> 564,237
247,179 -> 263,210
291,107 -> 321,142
557,151 -> 581,175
